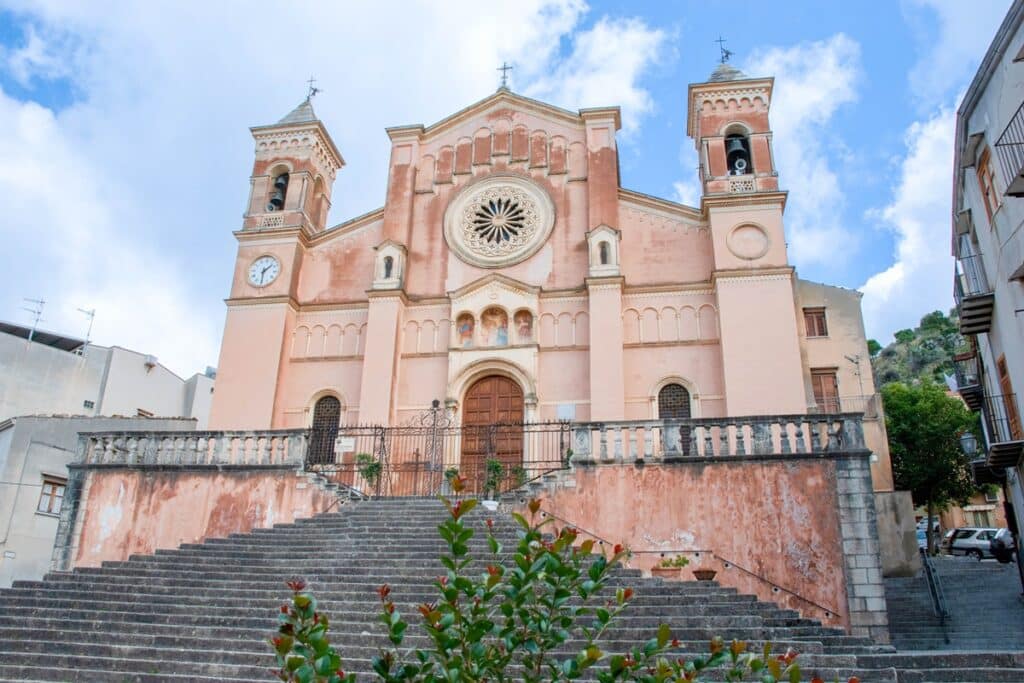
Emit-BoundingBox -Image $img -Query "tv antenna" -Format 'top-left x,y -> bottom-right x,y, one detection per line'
21,297 -> 45,343
78,307 -> 96,346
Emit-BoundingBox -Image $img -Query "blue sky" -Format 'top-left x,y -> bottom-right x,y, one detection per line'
0,0 -> 1012,376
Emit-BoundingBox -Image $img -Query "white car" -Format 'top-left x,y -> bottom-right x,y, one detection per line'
942,527 -> 999,559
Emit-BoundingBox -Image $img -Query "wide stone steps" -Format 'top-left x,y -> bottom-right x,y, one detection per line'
0,498 -> 1019,682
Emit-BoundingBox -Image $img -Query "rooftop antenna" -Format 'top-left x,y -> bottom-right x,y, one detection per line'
715,35 -> 733,64
306,75 -> 321,100
497,61 -> 513,89
77,307 -> 96,346
845,354 -> 865,397
21,297 -> 45,343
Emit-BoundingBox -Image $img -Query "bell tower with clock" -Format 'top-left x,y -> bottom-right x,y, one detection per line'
209,95 -> 344,429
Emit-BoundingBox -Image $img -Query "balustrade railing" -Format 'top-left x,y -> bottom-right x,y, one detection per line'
77,430 -> 309,467
995,99 -> 1024,196
570,414 -> 865,463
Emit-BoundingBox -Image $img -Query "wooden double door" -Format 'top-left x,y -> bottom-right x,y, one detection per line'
461,375 -> 524,492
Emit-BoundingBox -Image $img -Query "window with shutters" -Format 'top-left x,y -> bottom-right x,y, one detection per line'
811,369 -> 839,413
803,307 -> 828,337
37,476 -> 66,515
977,148 -> 1001,223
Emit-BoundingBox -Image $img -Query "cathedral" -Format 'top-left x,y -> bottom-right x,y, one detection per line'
209,62 -> 891,491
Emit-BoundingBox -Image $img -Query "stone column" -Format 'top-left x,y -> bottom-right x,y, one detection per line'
358,291 -> 407,425
586,277 -> 625,420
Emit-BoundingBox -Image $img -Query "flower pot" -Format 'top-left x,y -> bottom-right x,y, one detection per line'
481,499 -> 499,511
650,566 -> 679,580
692,569 -> 717,581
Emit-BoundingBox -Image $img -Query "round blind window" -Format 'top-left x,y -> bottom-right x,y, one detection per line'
444,176 -> 555,268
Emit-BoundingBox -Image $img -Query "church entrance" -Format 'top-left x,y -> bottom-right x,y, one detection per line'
461,375 -> 524,494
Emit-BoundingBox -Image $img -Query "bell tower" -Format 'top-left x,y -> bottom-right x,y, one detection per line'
687,62 -> 806,416
244,97 -> 344,235
209,96 -> 344,429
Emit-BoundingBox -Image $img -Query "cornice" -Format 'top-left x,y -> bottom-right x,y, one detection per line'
313,207 -> 386,245
448,273 -> 542,300
366,289 -> 410,304
538,286 -> 587,299
618,188 -> 703,222
225,295 -> 299,310
585,276 -> 625,290
711,267 -> 794,285
701,191 -> 788,212
234,226 -> 310,246
251,119 -> 344,170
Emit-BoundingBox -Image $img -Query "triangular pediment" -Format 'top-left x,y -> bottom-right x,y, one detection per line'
448,273 -> 540,300
386,89 -> 621,142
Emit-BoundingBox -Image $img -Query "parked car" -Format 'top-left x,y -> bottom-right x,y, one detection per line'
916,528 -> 928,550
941,527 -> 999,559
990,528 -> 1017,564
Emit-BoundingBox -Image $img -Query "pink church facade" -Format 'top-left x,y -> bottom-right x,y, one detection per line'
209,65 -> 893,495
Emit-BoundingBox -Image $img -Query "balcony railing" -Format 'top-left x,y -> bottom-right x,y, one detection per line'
953,352 -> 983,410
77,429 -> 309,467
954,255 -> 995,334
809,394 -> 880,418
995,99 -> 1024,196
980,394 -> 1024,468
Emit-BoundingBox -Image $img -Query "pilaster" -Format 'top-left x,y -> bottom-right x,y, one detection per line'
358,291 -> 408,425
586,276 -> 625,420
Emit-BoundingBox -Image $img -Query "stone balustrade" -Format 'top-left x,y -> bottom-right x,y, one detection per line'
570,414 -> 866,464
76,429 -> 308,467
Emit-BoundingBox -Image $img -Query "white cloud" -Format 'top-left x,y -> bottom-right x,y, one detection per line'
904,0 -> 1011,109
524,16 -> 667,134
742,35 -> 862,267
0,1 -> 666,376
860,109 -> 956,342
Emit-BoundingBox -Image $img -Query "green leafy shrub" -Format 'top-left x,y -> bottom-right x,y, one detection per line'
483,457 -> 504,499
355,453 -> 383,489
658,554 -> 691,569
270,476 -> 857,682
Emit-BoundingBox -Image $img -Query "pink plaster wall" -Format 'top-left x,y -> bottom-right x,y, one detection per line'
528,462 -> 849,628
72,468 -> 336,568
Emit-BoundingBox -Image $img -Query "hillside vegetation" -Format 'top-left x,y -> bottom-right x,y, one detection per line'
870,311 -> 967,387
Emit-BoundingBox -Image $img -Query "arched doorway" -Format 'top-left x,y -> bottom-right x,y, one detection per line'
308,395 -> 341,465
461,375 -> 524,493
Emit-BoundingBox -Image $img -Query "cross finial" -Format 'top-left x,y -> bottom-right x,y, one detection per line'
715,36 -> 733,64
306,75 -> 321,100
497,62 -> 513,89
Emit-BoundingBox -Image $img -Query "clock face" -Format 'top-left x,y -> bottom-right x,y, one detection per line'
247,255 -> 280,287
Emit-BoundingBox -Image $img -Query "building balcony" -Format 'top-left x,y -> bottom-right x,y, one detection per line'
980,393 -> 1024,468
953,351 -> 984,410
995,100 -> 1024,197
954,255 -> 995,334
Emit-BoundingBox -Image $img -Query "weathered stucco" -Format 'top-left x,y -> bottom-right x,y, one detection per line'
524,460 -> 851,629
68,467 -> 335,568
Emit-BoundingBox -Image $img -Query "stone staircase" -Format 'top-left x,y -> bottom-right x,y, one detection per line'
885,555 -> 1024,652
0,498 -> 1021,682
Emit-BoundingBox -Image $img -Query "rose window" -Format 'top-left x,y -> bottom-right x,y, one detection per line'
445,176 -> 554,268
472,197 -> 526,244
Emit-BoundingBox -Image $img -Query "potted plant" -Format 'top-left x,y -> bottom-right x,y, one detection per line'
693,568 -> 717,581
355,453 -> 383,493
651,554 -> 689,579
482,458 -> 504,510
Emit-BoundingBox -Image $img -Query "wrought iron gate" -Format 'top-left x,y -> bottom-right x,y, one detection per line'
304,403 -> 570,497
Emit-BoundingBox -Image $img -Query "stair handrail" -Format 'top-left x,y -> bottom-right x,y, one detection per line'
707,551 -> 842,619
919,548 -> 951,643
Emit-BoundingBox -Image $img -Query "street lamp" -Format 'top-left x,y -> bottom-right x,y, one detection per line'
960,431 -> 978,457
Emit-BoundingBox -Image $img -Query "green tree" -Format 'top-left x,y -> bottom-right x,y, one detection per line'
882,381 -> 978,553
893,329 -> 916,344
867,339 -> 882,357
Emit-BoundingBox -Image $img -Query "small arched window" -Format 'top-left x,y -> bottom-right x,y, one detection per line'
309,395 -> 341,465
383,255 -> 394,279
598,241 -> 610,265
267,172 -> 289,211
725,134 -> 751,176
657,383 -> 691,419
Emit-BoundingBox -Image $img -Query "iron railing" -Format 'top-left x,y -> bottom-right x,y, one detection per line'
920,547 -> 951,643
953,352 -> 981,389
306,421 -> 572,498
954,254 -> 992,301
810,395 -> 880,418
995,99 -> 1024,195
981,393 -> 1023,446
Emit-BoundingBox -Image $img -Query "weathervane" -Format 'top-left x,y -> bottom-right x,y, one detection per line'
497,62 -> 513,89
715,36 -> 733,64
306,75 -> 321,100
